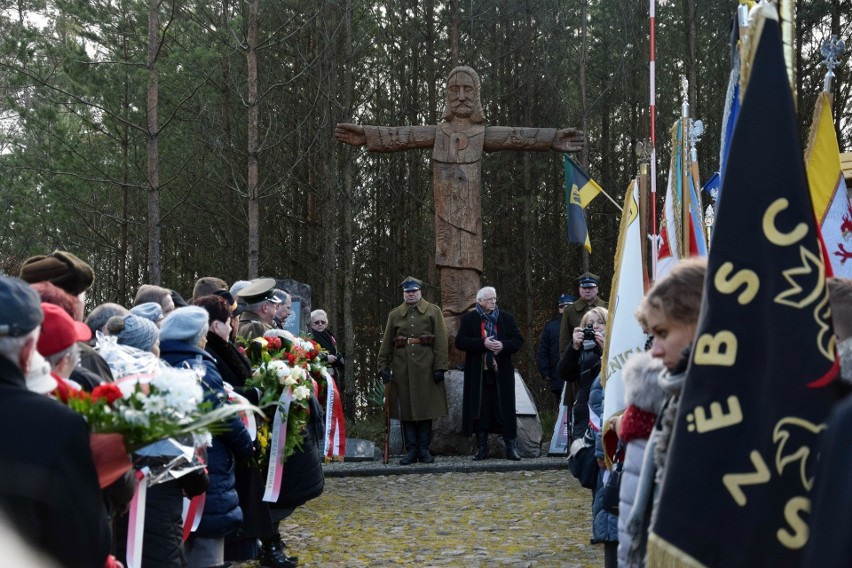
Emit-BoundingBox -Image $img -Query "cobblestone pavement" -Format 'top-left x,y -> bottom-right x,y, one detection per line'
235,456 -> 605,567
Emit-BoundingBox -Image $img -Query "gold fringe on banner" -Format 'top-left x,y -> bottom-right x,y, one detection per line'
740,3 -> 778,99
647,532 -> 709,568
780,0 -> 796,109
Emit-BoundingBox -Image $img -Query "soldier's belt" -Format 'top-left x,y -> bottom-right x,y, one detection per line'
393,335 -> 435,347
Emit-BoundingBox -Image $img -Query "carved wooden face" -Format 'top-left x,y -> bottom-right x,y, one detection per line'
447,71 -> 478,119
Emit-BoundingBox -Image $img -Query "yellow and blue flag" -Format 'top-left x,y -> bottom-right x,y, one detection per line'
563,155 -> 602,253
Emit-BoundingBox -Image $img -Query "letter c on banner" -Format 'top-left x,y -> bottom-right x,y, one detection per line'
763,198 -> 808,246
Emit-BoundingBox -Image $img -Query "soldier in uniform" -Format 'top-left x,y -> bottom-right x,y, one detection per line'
235,278 -> 281,341
377,277 -> 449,465
559,272 -> 608,354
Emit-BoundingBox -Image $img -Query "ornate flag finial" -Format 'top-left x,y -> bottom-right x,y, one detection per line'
821,35 -> 846,93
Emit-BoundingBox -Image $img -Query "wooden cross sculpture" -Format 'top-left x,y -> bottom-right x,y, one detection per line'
336,66 -> 585,352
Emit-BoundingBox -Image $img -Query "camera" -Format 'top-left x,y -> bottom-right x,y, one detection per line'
583,323 -> 596,341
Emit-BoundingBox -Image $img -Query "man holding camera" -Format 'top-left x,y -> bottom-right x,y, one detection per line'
377,277 -> 449,465
559,272 -> 608,354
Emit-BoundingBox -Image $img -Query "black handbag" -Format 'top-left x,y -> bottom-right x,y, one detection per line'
567,429 -> 598,490
602,442 -> 624,515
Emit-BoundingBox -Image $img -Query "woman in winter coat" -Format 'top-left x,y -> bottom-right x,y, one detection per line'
194,294 -> 274,564
309,309 -> 344,388
623,258 -> 706,567
556,307 -> 608,441
159,306 -> 254,568
589,376 -> 618,568
614,351 -> 666,568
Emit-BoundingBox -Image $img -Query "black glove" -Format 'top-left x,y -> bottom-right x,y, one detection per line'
433,370 -> 446,383
379,368 -> 392,383
179,469 -> 209,498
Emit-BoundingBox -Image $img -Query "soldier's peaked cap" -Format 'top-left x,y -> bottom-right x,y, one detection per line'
400,277 -> 422,292
236,278 -> 281,304
577,272 -> 600,288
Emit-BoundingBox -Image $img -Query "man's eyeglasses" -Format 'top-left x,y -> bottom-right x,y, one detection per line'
481,297 -> 497,302
312,320 -> 327,325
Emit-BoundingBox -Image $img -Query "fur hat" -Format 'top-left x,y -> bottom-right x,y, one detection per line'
160,306 -> 209,346
25,351 -> 58,394
19,250 -> 95,295
109,314 -> 159,353
621,351 -> 667,414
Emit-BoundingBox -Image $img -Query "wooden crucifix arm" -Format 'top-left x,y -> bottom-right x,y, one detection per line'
483,126 -> 584,153
335,123 -> 437,153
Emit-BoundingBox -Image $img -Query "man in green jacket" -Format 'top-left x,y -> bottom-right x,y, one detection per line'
559,272 -> 608,354
377,277 -> 449,465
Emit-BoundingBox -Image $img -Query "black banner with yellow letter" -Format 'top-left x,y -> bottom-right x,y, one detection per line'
647,7 -> 837,567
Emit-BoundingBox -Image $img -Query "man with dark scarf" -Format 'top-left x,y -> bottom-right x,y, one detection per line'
456,286 -> 524,460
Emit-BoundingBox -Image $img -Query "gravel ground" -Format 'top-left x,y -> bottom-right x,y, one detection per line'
234,456 -> 605,567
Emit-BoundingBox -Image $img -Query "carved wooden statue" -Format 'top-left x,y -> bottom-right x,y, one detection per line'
336,66 -> 584,351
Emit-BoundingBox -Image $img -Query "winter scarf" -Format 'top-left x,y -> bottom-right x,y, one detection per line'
476,303 -> 499,370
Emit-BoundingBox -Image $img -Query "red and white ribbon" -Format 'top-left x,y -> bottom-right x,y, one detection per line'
227,389 -> 257,441
126,467 -> 150,568
262,388 -> 292,503
323,374 -> 346,460
181,493 -> 206,541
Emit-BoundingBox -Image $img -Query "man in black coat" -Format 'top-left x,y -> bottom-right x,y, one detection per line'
537,293 -> 574,403
455,286 -> 524,461
0,275 -> 111,568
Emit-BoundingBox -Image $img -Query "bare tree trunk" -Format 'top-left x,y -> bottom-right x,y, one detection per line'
146,0 -> 161,285
120,34 -> 130,301
683,0 -> 698,113
246,0 -> 260,278
449,0 -> 459,67
831,0 -> 843,141
221,0 -> 238,276
340,0 -> 356,417
579,0 -> 588,170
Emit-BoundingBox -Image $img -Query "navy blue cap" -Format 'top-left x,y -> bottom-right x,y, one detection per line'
401,276 -> 422,292
577,272 -> 600,288
558,294 -> 575,306
0,276 -> 43,337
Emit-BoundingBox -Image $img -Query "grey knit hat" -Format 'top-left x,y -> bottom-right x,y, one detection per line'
160,306 -> 209,346
115,314 -> 159,352
130,302 -> 164,325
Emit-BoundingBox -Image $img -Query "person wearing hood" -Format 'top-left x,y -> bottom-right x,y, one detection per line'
614,351 -> 666,568
158,306 -> 254,568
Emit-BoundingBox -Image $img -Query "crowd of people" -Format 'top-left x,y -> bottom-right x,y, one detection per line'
7,247 -> 849,567
0,251 -> 345,568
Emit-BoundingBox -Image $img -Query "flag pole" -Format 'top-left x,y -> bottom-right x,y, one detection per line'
680,75 -> 691,257
649,0 -> 658,280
